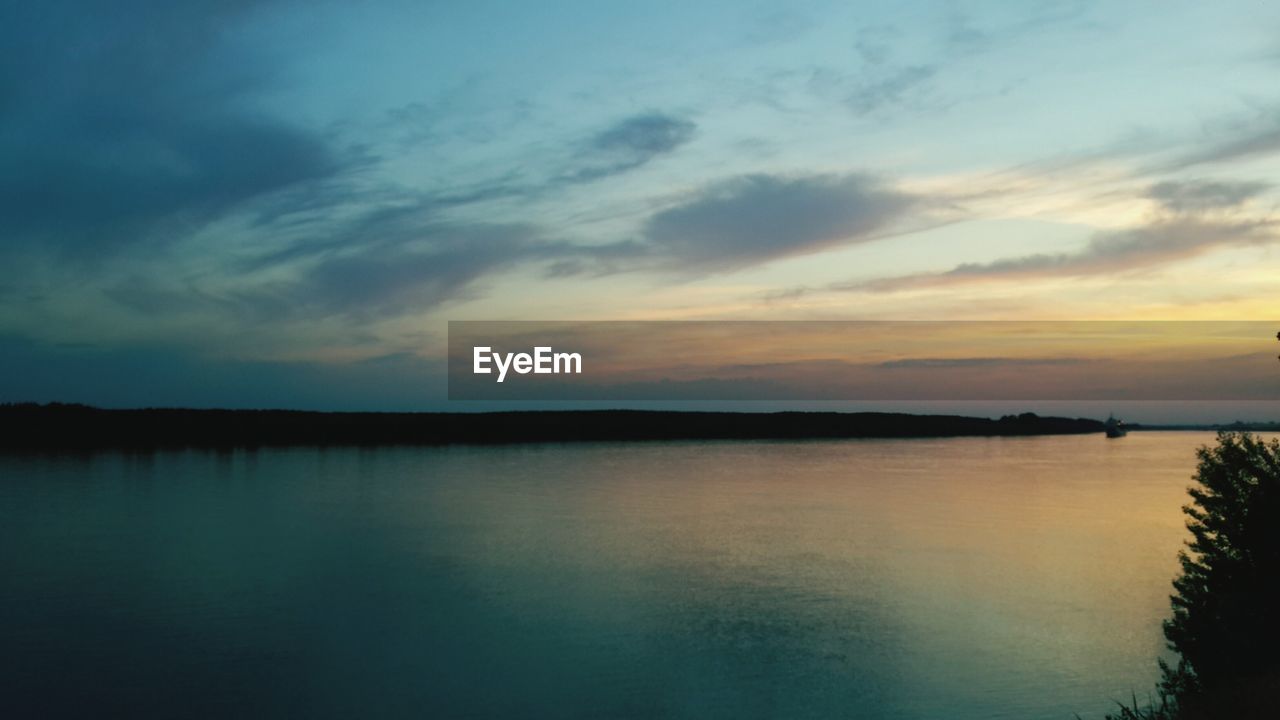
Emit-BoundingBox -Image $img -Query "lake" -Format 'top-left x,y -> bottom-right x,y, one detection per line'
0,432 -> 1223,718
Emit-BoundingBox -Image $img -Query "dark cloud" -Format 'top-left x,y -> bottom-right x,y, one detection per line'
4,16 -> 704,327
593,113 -> 696,156
235,170 -> 915,319
248,111 -> 696,239
562,113 -> 696,183
291,226 -> 536,319
242,187 -> 528,271
1148,179 -> 1272,212
90,203 -> 555,321
0,1 -> 362,255
1168,115 -> 1280,169
290,234 -> 649,319
643,174 -> 916,272
227,209 -> 644,320
852,218 -> 1272,292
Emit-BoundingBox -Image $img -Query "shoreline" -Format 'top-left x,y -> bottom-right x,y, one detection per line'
2,404 -> 1106,450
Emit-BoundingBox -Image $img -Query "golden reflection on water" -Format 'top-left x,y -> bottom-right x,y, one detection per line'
422,433 -> 1213,716
2,431 -> 1255,719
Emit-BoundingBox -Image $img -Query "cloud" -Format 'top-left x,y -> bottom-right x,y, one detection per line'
877,357 -> 1092,369
562,113 -> 696,183
246,111 -> 696,236
845,65 -> 937,116
228,170 -> 918,317
95,207 -> 561,323
291,239 -> 649,320
819,24 -> 939,116
1168,114 -> 1280,169
852,218 -> 1273,292
1148,179 -> 1272,212
643,174 -> 917,272
243,170 -> 915,315
289,225 -> 538,319
593,113 -> 696,156
854,26 -> 898,66
804,63 -> 938,117
0,1 -> 802,329
0,1 -> 364,255
227,207 -> 645,320
219,219 -> 545,321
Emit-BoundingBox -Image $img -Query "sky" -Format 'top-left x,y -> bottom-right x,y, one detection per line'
2,0 -> 1279,414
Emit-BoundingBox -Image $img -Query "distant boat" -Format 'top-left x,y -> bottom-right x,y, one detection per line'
1104,414 -> 1127,438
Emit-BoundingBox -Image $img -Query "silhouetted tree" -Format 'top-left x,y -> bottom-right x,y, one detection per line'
1158,431 -> 1280,716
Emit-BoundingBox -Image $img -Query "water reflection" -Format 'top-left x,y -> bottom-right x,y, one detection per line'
0,434 -> 1212,718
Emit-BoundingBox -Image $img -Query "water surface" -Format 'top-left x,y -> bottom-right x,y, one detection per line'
1,433 -> 1219,718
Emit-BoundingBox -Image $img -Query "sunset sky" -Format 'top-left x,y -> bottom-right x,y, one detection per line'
3,1 -> 1279,410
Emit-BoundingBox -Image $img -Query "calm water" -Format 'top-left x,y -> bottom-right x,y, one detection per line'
0,433 -> 1227,718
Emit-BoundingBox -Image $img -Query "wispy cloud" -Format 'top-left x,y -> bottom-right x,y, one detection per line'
229,170 -> 919,316
1165,112 -> 1280,169
844,65 -> 937,115
849,218 -> 1274,293
231,224 -> 641,321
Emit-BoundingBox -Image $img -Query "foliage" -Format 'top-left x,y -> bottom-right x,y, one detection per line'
1091,431 -> 1280,719
1095,692 -> 1177,720
1162,432 -> 1280,697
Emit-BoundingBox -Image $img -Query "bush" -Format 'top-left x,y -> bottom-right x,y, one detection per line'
1099,432 -> 1280,720
1094,692 -> 1177,720
1163,433 -> 1280,692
